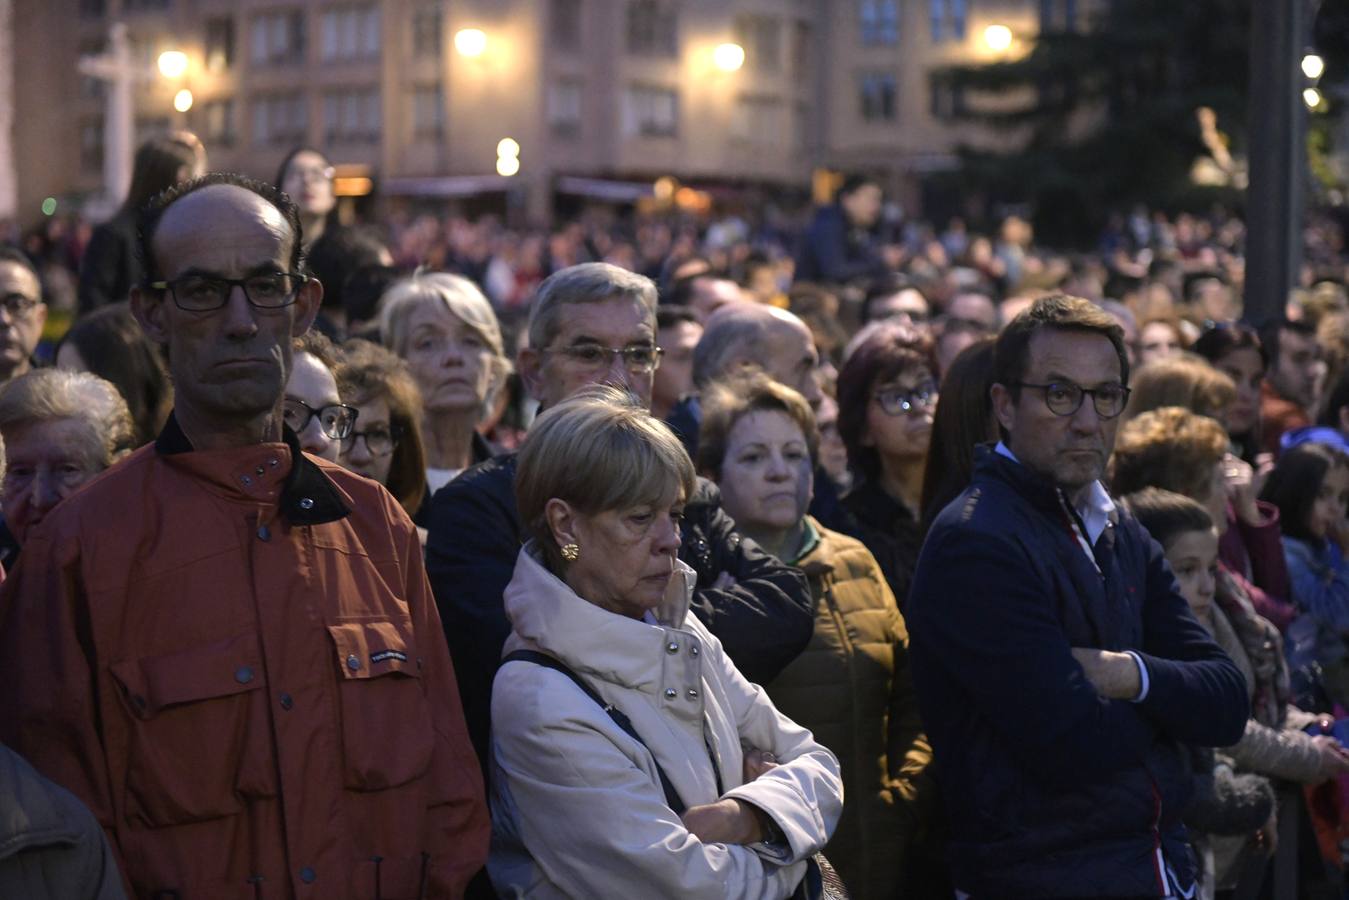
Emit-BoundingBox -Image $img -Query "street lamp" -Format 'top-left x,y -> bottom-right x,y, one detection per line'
157,50 -> 188,79
1304,87 -> 1324,110
713,43 -> 745,72
1302,53 -> 1325,80
983,24 -> 1013,53
173,89 -> 193,112
496,137 -> 520,176
454,28 -> 487,57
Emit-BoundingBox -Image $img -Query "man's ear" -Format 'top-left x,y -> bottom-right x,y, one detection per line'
518,346 -> 543,400
290,275 -> 323,338
991,382 -> 1016,434
31,302 -> 47,336
543,497 -> 578,548
130,286 -> 170,345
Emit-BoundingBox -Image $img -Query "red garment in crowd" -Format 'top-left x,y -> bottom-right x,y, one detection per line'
1259,380 -> 1312,455
0,419 -> 489,899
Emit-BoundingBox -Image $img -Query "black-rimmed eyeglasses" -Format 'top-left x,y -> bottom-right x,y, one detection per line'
1015,381 -> 1131,419
282,398 -> 358,440
873,381 -> 938,416
341,425 -> 403,457
150,272 -> 309,312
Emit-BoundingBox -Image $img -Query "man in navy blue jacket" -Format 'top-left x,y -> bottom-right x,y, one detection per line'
907,295 -> 1247,898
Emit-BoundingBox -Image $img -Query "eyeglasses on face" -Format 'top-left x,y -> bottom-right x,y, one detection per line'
873,380 -> 938,416
282,398 -> 359,440
341,425 -> 403,457
546,343 -> 664,374
150,272 -> 308,312
1014,381 -> 1131,419
0,292 -> 41,318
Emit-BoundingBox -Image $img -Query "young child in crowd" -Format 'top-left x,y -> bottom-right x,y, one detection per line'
1261,443 -> 1349,707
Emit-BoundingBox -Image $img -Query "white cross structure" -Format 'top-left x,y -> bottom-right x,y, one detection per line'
78,23 -> 151,216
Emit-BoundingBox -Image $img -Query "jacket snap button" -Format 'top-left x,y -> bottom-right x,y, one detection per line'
686,688 -> 699,700
664,688 -> 677,699
279,692 -> 293,710
299,497 -> 314,510
269,458 -> 279,467
299,866 -> 316,884
255,466 -> 265,476
257,525 -> 271,541
241,475 -> 252,486
690,646 -> 700,657
235,666 -> 254,684
346,654 -> 361,671
666,641 -> 679,654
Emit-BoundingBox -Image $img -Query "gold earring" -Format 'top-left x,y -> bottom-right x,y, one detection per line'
560,542 -> 580,562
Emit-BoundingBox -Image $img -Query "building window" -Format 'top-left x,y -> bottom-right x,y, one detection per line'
626,1 -> 677,57
731,95 -> 781,142
929,78 -> 965,119
320,5 -> 380,63
204,99 -> 237,145
123,0 -> 170,10
125,32 -> 158,72
250,10 -> 306,66
1040,0 -> 1077,31
205,17 -> 235,72
622,85 -> 678,137
411,5 -> 442,59
792,22 -> 812,84
929,0 -> 966,42
79,0 -> 105,18
412,85 -> 443,138
80,118 -> 104,173
859,0 -> 899,46
734,15 -> 781,73
135,116 -> 172,144
547,79 -> 583,137
324,87 -> 381,144
252,93 -> 308,146
550,0 -> 582,52
859,72 -> 897,121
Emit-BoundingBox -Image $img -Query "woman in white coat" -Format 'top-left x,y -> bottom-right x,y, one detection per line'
488,386 -> 843,899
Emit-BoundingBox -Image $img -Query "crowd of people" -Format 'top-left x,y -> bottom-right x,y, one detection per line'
2,131 -> 1349,899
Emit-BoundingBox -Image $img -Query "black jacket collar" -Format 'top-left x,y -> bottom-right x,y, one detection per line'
154,412 -> 350,525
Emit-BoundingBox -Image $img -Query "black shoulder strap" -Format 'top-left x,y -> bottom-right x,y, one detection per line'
502,649 -> 687,814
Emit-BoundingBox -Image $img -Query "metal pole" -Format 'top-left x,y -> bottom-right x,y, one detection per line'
1244,0 -> 1305,326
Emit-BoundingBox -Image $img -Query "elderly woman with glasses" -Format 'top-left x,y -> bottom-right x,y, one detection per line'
836,322 -> 938,606
0,370 -> 134,563
489,386 -> 842,899
334,338 -> 429,523
698,371 -> 932,900
379,272 -> 510,499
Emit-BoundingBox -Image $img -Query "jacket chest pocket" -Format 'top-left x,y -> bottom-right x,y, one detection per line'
109,631 -> 276,828
327,618 -> 434,791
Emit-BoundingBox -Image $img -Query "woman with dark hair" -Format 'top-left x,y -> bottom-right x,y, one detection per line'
836,321 -> 936,605
1193,323 -> 1268,464
275,146 -> 337,249
55,302 -> 172,447
919,337 -> 996,527
334,339 -> 429,523
77,131 -> 206,313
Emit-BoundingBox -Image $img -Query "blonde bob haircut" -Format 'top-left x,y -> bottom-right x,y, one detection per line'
697,370 -> 820,481
1121,353 -> 1236,425
0,369 -> 135,468
516,384 -> 697,572
1109,406 -> 1229,501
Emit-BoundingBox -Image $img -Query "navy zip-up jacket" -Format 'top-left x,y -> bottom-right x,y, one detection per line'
907,447 -> 1248,897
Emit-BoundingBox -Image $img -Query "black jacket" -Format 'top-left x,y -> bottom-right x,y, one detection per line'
78,211 -> 140,314
424,453 -> 814,771
907,448 -> 1248,898
793,204 -> 889,285
839,482 -> 924,610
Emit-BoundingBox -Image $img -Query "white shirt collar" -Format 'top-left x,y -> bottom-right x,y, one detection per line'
994,441 -> 1115,546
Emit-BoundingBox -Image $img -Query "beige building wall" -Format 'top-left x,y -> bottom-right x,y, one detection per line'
10,0 -> 1070,228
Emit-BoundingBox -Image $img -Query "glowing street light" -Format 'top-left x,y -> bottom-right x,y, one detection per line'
983,24 -> 1013,53
496,137 -> 520,176
1303,53 -> 1325,81
1304,87 -> 1324,110
713,42 -> 745,72
173,89 -> 193,112
454,28 -> 487,57
497,137 -> 520,158
157,50 -> 188,79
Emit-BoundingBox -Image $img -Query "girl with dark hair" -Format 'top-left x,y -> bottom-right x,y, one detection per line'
1193,323 -> 1267,464
919,336 -> 996,527
275,146 -> 337,249
77,131 -> 206,313
836,321 -> 936,605
1261,443 -> 1349,704
55,302 -> 172,446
